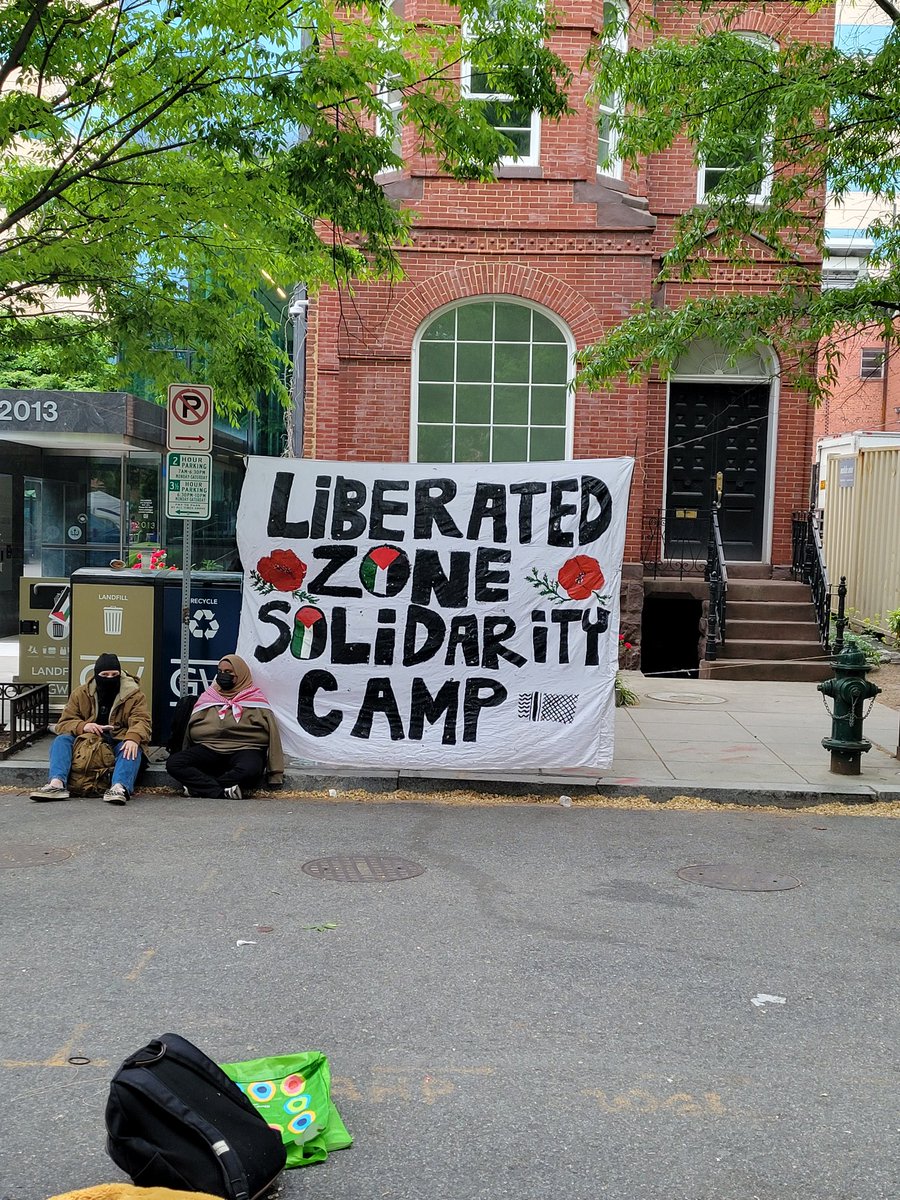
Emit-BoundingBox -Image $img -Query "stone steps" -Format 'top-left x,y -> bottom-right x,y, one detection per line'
701,659 -> 833,683
728,600 -> 817,623
719,638 -> 826,662
701,569 -> 831,682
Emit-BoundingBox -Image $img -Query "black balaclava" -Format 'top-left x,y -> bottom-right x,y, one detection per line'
94,653 -> 122,724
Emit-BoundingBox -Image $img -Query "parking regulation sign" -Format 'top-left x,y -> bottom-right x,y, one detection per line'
166,452 -> 212,520
167,383 -> 213,452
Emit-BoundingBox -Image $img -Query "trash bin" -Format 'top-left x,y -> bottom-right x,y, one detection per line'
159,571 -> 243,742
69,569 -> 242,745
17,577 -> 71,710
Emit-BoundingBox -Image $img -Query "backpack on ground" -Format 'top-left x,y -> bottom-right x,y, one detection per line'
69,733 -> 116,796
105,1032 -> 286,1200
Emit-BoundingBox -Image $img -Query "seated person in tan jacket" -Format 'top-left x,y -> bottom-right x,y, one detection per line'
30,652 -> 152,805
166,654 -> 284,799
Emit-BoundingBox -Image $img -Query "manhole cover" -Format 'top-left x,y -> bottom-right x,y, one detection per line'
677,864 -> 801,892
301,854 -> 425,882
646,692 -> 727,705
0,844 -> 73,869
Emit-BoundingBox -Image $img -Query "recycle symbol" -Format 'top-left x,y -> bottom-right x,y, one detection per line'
189,608 -> 219,639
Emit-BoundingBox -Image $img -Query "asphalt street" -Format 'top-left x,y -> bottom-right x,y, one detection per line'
1,789 -> 897,1200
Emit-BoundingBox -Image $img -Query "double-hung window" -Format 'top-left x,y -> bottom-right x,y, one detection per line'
461,20 -> 540,165
596,0 -> 628,179
697,34 -> 776,204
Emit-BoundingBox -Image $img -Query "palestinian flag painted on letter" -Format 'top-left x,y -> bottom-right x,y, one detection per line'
50,586 -> 71,624
359,545 -> 410,597
291,606 -> 327,660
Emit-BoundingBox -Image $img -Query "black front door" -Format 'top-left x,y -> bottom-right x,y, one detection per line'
665,382 -> 770,562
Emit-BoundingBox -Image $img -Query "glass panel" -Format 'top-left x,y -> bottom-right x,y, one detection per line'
418,383 -> 454,423
493,384 -> 529,424
468,70 -> 494,97
494,343 -> 529,383
417,424 -> 453,463
492,425 -> 528,462
701,167 -> 729,196
457,342 -> 493,382
423,311 -> 456,341
87,462 -> 122,545
24,478 -> 41,574
531,311 -> 565,343
419,341 -> 454,381
456,384 -> 491,424
531,386 -> 568,426
529,426 -> 566,461
531,343 -> 568,384
495,303 -> 531,342
126,457 -> 162,555
456,302 -> 494,341
597,114 -> 612,169
455,425 -> 491,462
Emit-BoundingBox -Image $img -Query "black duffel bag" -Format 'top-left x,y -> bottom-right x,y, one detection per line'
106,1032 -> 286,1200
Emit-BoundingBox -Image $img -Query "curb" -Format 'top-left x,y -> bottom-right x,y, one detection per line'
2,761 -> 898,808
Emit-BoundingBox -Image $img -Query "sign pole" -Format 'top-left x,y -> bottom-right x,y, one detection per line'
166,382 -> 214,702
180,519 -> 193,698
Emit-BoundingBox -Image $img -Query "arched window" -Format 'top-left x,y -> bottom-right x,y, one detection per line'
412,299 -> 574,462
697,33 -> 777,204
597,0 -> 628,179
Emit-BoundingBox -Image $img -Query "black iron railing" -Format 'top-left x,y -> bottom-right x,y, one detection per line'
0,683 -> 51,759
791,509 -> 838,649
703,510 -> 728,659
641,507 -> 712,579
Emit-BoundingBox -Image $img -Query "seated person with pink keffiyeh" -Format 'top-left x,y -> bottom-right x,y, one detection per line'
166,654 -> 284,799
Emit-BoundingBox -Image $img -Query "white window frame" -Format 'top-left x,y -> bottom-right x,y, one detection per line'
696,33 -> 776,206
409,296 -> 576,464
374,78 -> 403,170
860,347 -> 886,380
460,27 -> 541,167
596,0 -> 628,180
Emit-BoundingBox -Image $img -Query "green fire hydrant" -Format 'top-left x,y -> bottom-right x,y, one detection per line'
818,646 -> 882,775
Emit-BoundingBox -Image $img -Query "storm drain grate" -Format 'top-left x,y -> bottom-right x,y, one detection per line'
301,854 -> 425,882
1,844 -> 73,869
677,864 -> 801,892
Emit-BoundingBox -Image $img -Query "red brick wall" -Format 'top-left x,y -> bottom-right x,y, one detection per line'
308,0 -> 834,570
814,325 -> 900,441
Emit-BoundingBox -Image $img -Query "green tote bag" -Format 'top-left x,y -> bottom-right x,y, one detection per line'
220,1051 -> 352,1168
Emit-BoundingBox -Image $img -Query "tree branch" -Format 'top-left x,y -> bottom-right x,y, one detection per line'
0,0 -> 52,92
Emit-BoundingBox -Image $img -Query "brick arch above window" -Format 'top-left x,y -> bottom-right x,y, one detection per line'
379,264 -> 600,354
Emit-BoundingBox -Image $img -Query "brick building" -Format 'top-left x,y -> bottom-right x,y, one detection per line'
301,0 -> 834,672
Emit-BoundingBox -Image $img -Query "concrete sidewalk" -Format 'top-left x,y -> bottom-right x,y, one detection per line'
2,672 -> 899,805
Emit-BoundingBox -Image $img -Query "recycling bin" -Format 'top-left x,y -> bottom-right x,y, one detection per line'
69,569 -> 243,745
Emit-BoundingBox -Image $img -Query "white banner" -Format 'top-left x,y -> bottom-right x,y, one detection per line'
235,457 -> 634,770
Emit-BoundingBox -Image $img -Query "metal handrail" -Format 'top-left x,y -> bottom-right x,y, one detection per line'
703,510 -> 728,659
791,509 -> 835,649
641,506 -> 714,579
0,683 -> 51,759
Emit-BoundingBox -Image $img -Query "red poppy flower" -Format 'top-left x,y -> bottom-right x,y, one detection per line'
557,555 -> 605,601
256,548 -> 308,591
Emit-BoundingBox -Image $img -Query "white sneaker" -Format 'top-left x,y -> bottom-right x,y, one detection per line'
103,783 -> 129,805
31,783 -> 70,802
224,784 -> 242,800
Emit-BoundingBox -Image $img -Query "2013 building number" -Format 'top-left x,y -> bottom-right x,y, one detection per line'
0,398 -> 59,422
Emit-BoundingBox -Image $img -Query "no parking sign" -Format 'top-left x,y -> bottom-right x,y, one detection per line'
167,383 -> 213,452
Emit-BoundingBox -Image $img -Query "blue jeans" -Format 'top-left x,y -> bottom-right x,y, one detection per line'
48,733 -> 142,793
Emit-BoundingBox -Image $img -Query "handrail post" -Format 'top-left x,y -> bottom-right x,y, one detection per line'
833,576 -> 848,656
706,576 -> 720,661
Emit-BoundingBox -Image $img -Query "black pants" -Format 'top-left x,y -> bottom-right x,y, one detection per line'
167,744 -> 266,798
